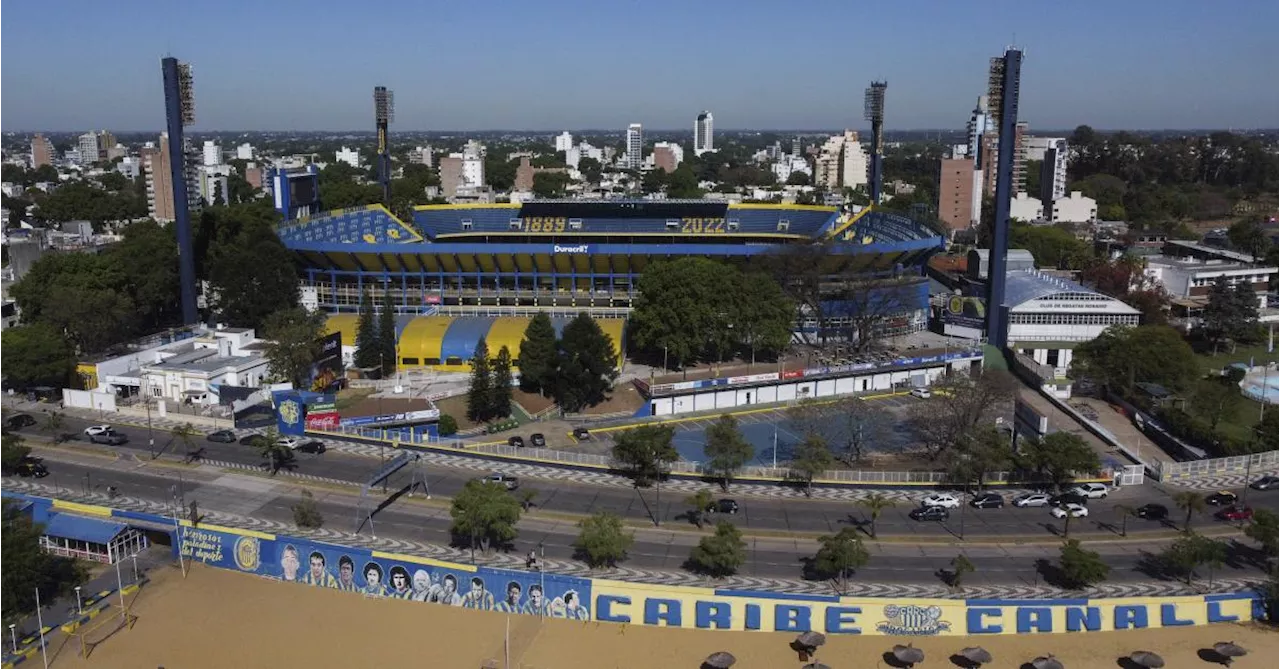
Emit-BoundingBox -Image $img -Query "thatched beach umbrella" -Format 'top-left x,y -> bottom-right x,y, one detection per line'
892,643 -> 925,666
1212,642 -> 1248,665
959,646 -> 993,666
1031,654 -> 1064,669
703,651 -> 736,669
1128,650 -> 1164,668
796,631 -> 827,650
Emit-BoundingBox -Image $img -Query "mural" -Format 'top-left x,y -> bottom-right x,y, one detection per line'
175,522 -> 591,620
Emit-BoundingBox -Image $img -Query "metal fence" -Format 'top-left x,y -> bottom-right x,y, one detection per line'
1157,451 -> 1279,482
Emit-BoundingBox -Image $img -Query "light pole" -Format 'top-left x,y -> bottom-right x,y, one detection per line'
74,586 -> 82,614
8,623 -> 16,653
146,399 -> 155,458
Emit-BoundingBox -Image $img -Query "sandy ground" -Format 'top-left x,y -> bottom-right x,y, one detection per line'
51,563 -> 1278,669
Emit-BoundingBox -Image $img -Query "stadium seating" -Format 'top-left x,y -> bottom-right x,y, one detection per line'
846,210 -> 935,244
413,203 -> 837,238
278,205 -> 422,245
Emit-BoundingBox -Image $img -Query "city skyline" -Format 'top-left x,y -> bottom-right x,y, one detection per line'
1,0 -> 1277,132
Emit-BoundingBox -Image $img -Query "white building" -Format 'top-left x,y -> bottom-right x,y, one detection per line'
652,141 -> 684,170
236,143 -> 255,160
813,130 -> 868,191
772,155 -> 811,183
554,132 -> 574,153
1144,243 -> 1278,310
965,96 -> 993,165
198,169 -> 229,205
410,145 -> 434,166
461,141 -> 485,188
335,146 -> 362,168
1039,139 -> 1069,210
694,111 -> 714,156
77,132 -> 100,165
1021,135 -> 1067,163
139,328 -> 270,405
625,124 -> 643,169
117,156 -> 141,179
1010,192 -> 1044,222
202,141 -> 222,167
1051,191 -> 1097,224
1004,269 -> 1140,385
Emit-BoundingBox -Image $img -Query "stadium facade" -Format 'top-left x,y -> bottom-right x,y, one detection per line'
277,200 -> 945,370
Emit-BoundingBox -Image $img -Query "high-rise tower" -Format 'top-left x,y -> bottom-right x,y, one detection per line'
626,124 -> 643,169
161,57 -> 198,325
985,48 -> 1023,349
864,81 -> 887,205
694,111 -> 714,156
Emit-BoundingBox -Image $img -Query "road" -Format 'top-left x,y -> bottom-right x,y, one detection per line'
14,413 -> 1277,542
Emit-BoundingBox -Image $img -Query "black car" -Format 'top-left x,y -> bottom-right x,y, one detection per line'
240,434 -> 268,447
508,436 -> 525,448
1049,492 -> 1088,507
1135,503 -> 1169,520
970,493 -> 1004,509
573,427 -> 590,441
90,430 -> 127,446
4,414 -> 37,430
297,440 -> 327,454
706,499 -> 739,514
1249,475 -> 1279,491
1206,491 -> 1239,506
207,430 -> 237,443
910,506 -> 950,522
530,433 -> 546,448
15,460 -> 48,478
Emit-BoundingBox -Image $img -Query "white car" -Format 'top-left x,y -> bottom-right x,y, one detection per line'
1013,493 -> 1052,508
910,388 -> 931,399
921,493 -> 961,509
84,425 -> 112,436
1069,483 -> 1109,499
1051,503 -> 1089,519
276,437 -> 300,450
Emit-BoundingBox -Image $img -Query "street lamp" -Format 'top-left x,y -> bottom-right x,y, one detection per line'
8,623 -> 16,653
74,586 -> 82,614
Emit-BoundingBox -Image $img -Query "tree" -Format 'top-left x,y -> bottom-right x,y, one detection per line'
378,290 -> 397,376
518,489 -> 537,512
790,434 -> 833,496
1256,406 -> 1279,448
1172,491 -> 1206,534
1,436 -> 32,472
206,216 -> 299,330
857,493 -> 896,539
2,509 -> 85,621
354,288 -> 379,371
1058,539 -> 1111,589
666,163 -> 703,198
786,171 -> 810,186
1071,325 -> 1198,394
732,272 -> 795,364
42,412 -> 64,442
1160,533 -> 1226,586
292,489 -> 324,529
813,527 -> 870,594
262,307 -> 327,388
517,312 -> 558,395
467,338 -> 493,422
1,324 -> 74,388
1189,377 -> 1243,431
629,258 -> 736,370
257,427 -> 296,474
948,555 -> 975,591
1245,509 -> 1279,555
553,312 -> 619,412
640,169 -> 668,195
531,172 -> 572,198
685,489 -> 715,529
574,512 -> 634,568
704,415 -> 753,489
1016,432 -> 1101,490
171,423 -> 198,460
689,521 -> 747,577
450,479 -> 522,559
1226,217 -> 1274,260
612,424 -> 678,486
111,220 -> 182,330
578,157 -> 603,184
907,370 -> 1017,459
438,414 -> 458,437
489,345 -> 513,419
1113,504 -> 1138,538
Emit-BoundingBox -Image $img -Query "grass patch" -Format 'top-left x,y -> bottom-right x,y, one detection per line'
1193,342 -> 1277,374
334,387 -> 375,412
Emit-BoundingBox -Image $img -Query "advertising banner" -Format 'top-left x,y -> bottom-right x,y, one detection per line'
177,523 -> 591,618
304,412 -> 340,431
943,295 -> 987,330
273,390 -> 306,436
310,332 -> 344,393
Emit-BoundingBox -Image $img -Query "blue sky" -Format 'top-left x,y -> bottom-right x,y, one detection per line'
2,0 -> 1276,131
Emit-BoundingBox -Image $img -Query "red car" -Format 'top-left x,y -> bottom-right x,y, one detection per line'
1215,506 -> 1254,522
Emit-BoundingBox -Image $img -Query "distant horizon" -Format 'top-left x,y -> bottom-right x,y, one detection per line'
8,126 -> 1277,136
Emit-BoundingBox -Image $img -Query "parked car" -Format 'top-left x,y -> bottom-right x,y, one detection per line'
1215,506 -> 1254,522
84,425 -> 112,437
909,506 -> 950,522
297,440 -> 327,454
706,499 -> 739,514
1069,483 -> 1110,499
1249,475 -> 1279,491
530,433 -> 546,448
1012,493 -> 1052,508
1050,503 -> 1089,519
970,492 -> 1004,509
481,473 -> 519,491
909,388 -> 931,399
508,436 -> 525,448
921,493 -> 961,509
572,427 -> 590,441
1049,492 -> 1088,507
1205,491 -> 1239,506
4,414 -> 37,430
207,430 -> 237,443
276,437 -> 300,450
240,434 -> 268,448
15,460 -> 49,478
1135,503 -> 1169,520
90,430 -> 127,446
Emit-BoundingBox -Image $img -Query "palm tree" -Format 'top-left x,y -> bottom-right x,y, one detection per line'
42,411 -> 64,443
172,423 -> 197,461
1113,504 -> 1138,537
257,427 -> 295,474
1172,491 -> 1206,534
857,493 -> 896,539
1062,510 -> 1073,539
685,489 -> 714,529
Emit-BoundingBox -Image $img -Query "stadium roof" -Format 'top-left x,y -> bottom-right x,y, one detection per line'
43,513 -> 128,544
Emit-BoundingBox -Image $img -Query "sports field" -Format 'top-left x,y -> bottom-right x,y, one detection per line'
53,563 -> 1276,668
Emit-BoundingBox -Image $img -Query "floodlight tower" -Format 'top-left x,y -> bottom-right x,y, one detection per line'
161,57 -> 198,325
374,86 -> 394,205
864,81 -> 887,205
984,48 -> 1023,349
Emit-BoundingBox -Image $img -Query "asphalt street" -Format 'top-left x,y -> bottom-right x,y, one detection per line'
16,450 -> 1274,587
15,413 -> 1278,542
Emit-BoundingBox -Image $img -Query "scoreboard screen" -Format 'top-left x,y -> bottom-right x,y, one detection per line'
289,175 -> 317,207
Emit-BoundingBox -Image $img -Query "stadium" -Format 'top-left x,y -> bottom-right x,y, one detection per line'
276,198 -> 946,371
